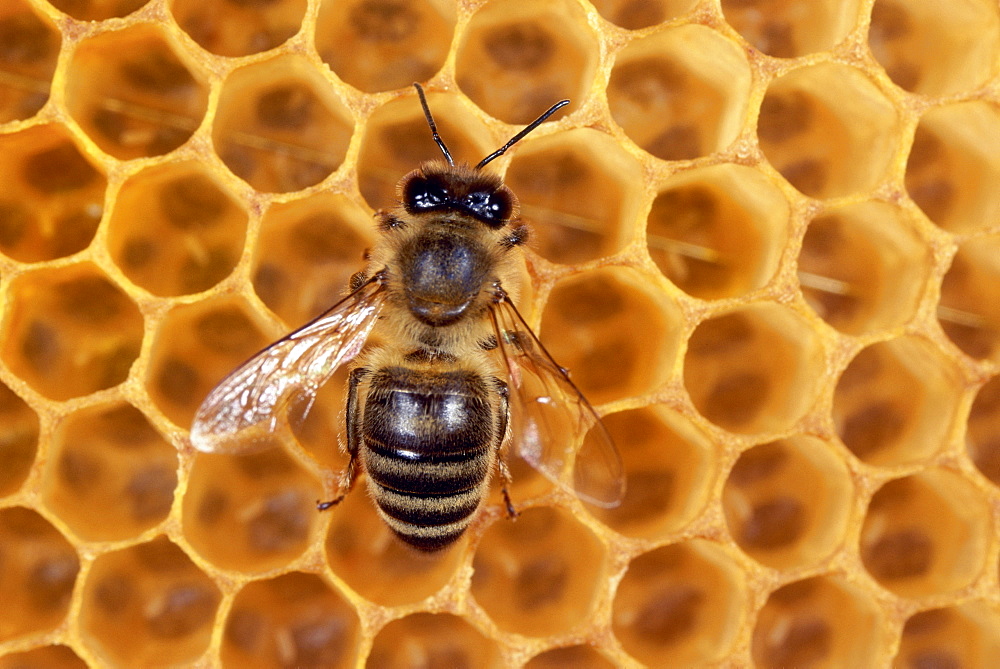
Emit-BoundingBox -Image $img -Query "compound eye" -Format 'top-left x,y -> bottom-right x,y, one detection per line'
465,190 -> 511,227
404,175 -> 449,213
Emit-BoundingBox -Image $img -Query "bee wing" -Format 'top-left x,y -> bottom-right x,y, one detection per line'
190,277 -> 387,454
489,295 -> 625,508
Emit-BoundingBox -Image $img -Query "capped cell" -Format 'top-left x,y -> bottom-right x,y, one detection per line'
172,0 -> 306,57
0,124 -> 105,263
613,540 -> 746,666
221,572 -> 359,668
253,192 -> 373,328
798,201 -> 929,335
860,470 -> 991,598
317,0 -> 456,93
939,237 -> 1000,361
968,376 -> 1000,487
0,380 -> 38,498
758,63 -> 897,199
357,89 -> 490,211
455,0 -> 595,124
722,0 -> 862,58
183,448 -> 322,573
751,576 -> 883,667
723,437 -> 852,570
79,536 -> 220,667
325,484 -> 464,607
504,128 -> 644,265
524,645 -> 616,669
541,267 -> 680,406
213,54 -> 352,193
585,406 -> 714,540
1,263 -> 143,401
367,613 -> 502,668
870,0 -> 1000,97
905,101 -> 1000,233
608,25 -> 751,161
146,297 -> 271,429
471,506 -> 606,637
0,645 -> 87,669
48,0 -> 147,20
65,26 -> 208,160
108,162 -> 248,297
589,0 -> 696,30
647,163 -> 788,300
683,303 -> 823,434
894,602 -> 1000,668
0,0 -> 60,123
832,336 -> 961,467
0,507 -> 80,643
43,402 -> 177,542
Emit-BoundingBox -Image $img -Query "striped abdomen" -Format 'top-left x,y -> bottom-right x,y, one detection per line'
361,367 -> 497,551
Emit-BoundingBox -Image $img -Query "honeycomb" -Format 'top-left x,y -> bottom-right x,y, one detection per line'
1,0 -> 1000,665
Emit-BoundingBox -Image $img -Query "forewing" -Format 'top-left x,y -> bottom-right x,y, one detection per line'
190,278 -> 386,454
489,296 -> 625,508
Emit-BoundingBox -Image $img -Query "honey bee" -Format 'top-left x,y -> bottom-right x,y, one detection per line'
190,84 -> 624,551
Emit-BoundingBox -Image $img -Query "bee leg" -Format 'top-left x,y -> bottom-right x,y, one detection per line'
318,367 -> 370,511
494,378 -> 519,520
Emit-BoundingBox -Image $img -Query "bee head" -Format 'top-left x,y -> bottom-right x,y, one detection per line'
401,165 -> 514,228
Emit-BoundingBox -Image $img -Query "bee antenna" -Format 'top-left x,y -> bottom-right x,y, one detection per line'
414,83 -> 454,166
476,99 -> 570,170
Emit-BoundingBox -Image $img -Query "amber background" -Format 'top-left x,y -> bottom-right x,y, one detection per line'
1,0 -> 999,666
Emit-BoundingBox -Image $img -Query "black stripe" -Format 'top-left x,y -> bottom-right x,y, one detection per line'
364,448 -> 489,495
375,485 -> 481,526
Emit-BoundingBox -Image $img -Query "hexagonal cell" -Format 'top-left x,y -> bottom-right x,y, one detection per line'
47,0 -> 148,20
79,536 -> 220,667
0,124 -> 105,263
832,336 -> 961,467
213,55 -> 353,193
905,101 -> 1000,233
751,576 -> 883,667
894,602 -> 1000,668
589,0 -> 696,30
870,0 -> 1000,96
0,644 -> 88,669
0,0 -> 60,124
607,25 -> 751,161
723,437 -> 853,570
524,645 -> 615,669
316,0 -> 456,93
43,402 -> 177,542
1,263 -> 143,402
367,613 -> 502,668
647,163 -> 788,299
357,89 -> 490,211
612,540 -> 746,666
65,26 -> 208,160
938,237 -> 1000,362
325,483 -> 464,606
540,267 -> 680,406
253,193 -> 373,328
0,380 -> 38,498
172,0 -> 306,58
146,297 -> 271,428
504,128 -> 643,265
968,375 -> 1000,487
221,572 -> 360,668
0,507 -> 79,643
860,469 -> 991,598
585,406 -> 713,539
455,0 -> 595,125
108,162 -> 248,297
683,303 -> 823,434
758,63 -> 898,199
183,448 -> 321,573
798,201 -> 929,335
721,0 -> 862,58
471,506 -> 606,637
